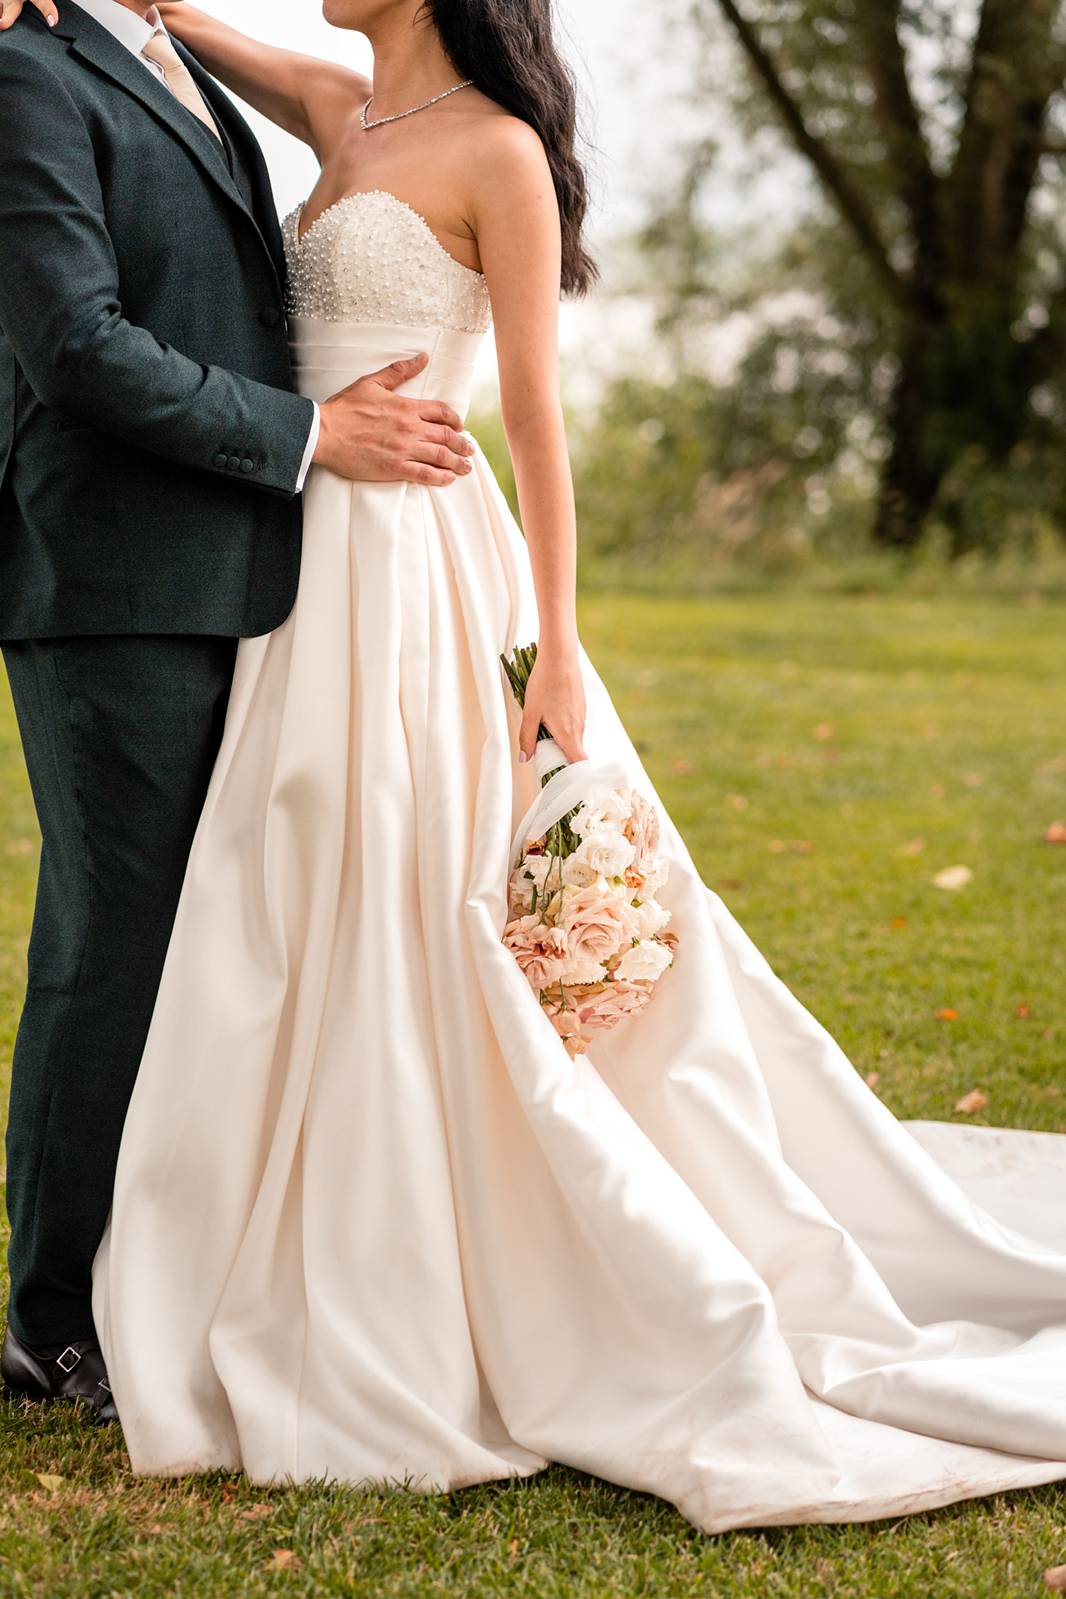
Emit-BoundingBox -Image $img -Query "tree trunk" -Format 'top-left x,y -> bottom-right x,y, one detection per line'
872,339 -> 948,548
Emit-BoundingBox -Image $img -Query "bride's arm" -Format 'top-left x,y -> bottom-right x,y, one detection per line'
472,121 -> 588,765
155,3 -> 366,154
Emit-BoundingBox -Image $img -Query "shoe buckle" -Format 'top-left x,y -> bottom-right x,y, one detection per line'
55,1346 -> 82,1374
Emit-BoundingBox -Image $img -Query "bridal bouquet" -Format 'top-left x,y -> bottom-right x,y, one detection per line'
500,643 -> 677,1058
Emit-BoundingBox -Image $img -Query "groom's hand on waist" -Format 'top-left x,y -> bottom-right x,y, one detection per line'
314,353 -> 475,486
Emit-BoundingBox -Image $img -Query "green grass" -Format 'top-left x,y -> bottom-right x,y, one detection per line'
1,593 -> 1064,1597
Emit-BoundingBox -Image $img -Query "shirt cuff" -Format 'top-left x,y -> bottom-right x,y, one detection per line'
295,402 -> 320,492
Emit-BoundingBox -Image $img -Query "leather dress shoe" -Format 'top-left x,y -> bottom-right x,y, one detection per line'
1,1326 -> 118,1423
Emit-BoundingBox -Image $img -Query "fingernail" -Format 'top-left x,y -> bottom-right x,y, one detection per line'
518,751 -> 529,764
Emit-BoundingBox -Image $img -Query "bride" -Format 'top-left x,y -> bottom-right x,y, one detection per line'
43,0 -> 1066,1535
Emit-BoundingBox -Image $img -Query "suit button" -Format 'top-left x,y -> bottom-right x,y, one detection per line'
213,452 -> 228,468
240,458 -> 254,473
259,307 -> 281,328
227,455 -> 241,471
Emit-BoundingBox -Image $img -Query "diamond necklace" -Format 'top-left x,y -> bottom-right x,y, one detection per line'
361,79 -> 475,131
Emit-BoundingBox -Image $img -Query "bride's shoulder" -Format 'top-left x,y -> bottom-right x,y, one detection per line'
455,101 -> 551,182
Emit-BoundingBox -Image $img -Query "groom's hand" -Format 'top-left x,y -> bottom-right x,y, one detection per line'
314,353 -> 475,486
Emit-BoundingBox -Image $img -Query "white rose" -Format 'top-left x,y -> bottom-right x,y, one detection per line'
629,897 -> 672,938
640,858 -> 670,896
615,938 -> 674,984
574,827 -> 636,879
573,786 -> 632,838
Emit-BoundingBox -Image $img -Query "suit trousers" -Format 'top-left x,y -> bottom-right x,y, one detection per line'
2,634 -> 237,1344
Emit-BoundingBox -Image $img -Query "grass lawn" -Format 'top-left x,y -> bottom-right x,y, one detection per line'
0,592 -> 1064,1598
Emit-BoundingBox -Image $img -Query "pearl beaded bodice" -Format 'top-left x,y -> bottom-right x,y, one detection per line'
282,190 -> 492,335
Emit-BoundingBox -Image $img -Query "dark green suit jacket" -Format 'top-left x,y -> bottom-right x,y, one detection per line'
0,3 -> 316,639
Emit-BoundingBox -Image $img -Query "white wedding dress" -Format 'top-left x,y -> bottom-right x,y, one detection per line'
92,190 -> 1066,1534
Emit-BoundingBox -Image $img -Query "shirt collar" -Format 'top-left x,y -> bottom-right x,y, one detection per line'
75,0 -> 165,60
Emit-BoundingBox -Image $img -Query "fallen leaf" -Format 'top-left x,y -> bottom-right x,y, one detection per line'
670,758 -> 694,775
715,878 -> 744,892
935,1007 -> 960,1021
509,1538 -> 520,1561
1045,821 -> 1066,845
929,782 -> 946,799
239,1504 -> 273,1521
34,1474 -> 63,1494
933,865 -> 973,891
865,1071 -> 880,1088
769,839 -> 786,853
790,840 -> 815,854
813,722 -> 834,741
889,915 -> 908,930
1016,1003 -> 1031,1020
955,1088 -> 988,1114
962,772 -> 984,788
1044,1564 -> 1066,1591
900,837 -> 924,856
270,1550 -> 300,1572
726,794 -> 749,811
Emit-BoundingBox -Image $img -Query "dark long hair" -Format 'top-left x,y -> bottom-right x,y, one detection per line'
419,0 -> 598,296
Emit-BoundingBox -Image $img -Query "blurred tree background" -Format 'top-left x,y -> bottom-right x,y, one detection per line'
481,0 -> 1066,589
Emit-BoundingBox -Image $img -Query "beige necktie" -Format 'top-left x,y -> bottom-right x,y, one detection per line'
142,29 -> 223,143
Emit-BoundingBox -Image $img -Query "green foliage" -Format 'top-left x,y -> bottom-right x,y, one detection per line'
1,594 -> 1065,1592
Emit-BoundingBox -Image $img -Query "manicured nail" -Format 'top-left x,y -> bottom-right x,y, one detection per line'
518,751 -> 529,764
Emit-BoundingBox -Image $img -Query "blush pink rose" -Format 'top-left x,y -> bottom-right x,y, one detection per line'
560,885 -> 637,965
503,915 -> 568,992
576,980 -> 653,1033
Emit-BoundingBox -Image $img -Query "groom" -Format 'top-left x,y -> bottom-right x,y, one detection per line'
0,0 -> 474,1421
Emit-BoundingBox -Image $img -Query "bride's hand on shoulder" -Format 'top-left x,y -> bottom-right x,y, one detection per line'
0,0 -> 58,32
519,642 -> 588,767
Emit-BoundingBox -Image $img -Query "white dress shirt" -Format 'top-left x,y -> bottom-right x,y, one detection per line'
77,0 -> 320,491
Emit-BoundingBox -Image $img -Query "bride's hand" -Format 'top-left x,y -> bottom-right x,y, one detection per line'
519,643 -> 588,767
0,0 -> 58,31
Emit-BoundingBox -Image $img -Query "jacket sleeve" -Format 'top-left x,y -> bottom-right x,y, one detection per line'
0,47 -> 316,498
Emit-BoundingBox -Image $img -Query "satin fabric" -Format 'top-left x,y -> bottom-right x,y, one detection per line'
93,319 -> 1066,1533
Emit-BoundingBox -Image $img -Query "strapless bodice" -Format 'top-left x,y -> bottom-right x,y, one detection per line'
281,190 -> 492,336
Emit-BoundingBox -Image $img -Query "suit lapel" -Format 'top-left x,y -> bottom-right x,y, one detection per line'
53,3 -> 253,225
178,44 -> 288,286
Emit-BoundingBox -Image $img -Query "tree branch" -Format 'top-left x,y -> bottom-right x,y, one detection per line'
711,0 -> 911,307
856,5 -> 944,303
950,0 -> 1060,280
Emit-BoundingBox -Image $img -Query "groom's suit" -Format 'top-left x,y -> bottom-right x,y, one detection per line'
0,2 -> 316,1344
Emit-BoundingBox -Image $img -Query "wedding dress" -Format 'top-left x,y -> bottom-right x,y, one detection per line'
92,189 -> 1066,1534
